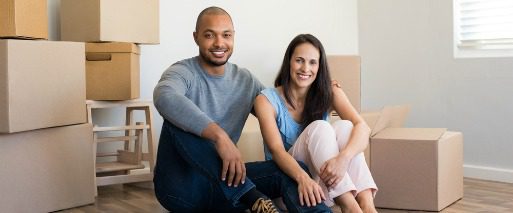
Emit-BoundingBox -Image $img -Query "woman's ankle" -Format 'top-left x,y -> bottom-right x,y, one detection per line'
355,189 -> 377,213
335,192 -> 362,213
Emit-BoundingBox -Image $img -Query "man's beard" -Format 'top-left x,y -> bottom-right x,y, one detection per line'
199,51 -> 231,66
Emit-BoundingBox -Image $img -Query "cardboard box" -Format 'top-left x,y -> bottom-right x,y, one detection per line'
327,55 -> 360,112
60,0 -> 159,44
0,0 -> 48,39
85,42 -> 140,100
238,115 -> 264,162
0,123 -> 95,212
0,39 -> 86,133
370,106 -> 464,211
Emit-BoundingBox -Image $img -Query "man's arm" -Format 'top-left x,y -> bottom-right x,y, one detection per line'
153,67 -> 246,186
153,69 -> 213,136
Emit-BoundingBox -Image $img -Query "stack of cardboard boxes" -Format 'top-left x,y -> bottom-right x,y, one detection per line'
60,0 -> 159,100
0,0 -> 94,212
1,0 -> 159,211
59,0 -> 160,187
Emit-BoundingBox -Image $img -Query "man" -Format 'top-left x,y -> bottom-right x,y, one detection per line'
153,6 -> 331,213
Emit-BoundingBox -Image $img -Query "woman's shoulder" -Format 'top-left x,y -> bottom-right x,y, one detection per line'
259,87 -> 284,110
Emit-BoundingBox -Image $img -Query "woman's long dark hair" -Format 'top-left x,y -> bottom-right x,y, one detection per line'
274,34 -> 332,130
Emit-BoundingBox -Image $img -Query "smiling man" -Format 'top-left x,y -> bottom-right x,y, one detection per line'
153,6 -> 331,213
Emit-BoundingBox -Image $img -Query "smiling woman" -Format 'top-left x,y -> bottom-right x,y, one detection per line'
254,34 -> 378,212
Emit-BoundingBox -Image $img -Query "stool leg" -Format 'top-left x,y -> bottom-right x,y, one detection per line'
125,108 -> 134,151
93,131 -> 98,197
144,106 -> 156,173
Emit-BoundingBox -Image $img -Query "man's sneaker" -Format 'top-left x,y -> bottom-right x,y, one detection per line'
251,198 -> 280,213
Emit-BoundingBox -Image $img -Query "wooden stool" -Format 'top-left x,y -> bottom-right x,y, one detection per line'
86,100 -> 156,193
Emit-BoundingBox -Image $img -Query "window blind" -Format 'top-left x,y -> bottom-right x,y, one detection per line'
456,0 -> 513,50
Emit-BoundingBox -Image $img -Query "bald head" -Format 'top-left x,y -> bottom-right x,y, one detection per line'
195,6 -> 233,32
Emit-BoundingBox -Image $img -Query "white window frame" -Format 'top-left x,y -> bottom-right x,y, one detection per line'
453,0 -> 513,58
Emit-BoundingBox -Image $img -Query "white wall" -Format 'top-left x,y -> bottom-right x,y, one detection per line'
137,1 -> 359,142
47,0 -> 358,146
358,0 -> 513,183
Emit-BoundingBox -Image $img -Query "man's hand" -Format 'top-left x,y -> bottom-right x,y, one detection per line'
202,122 -> 246,187
215,138 -> 246,187
297,173 -> 326,207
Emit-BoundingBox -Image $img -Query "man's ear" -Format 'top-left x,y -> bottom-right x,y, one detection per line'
193,32 -> 199,45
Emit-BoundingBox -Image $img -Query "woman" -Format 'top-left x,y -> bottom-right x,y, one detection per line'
254,34 -> 378,213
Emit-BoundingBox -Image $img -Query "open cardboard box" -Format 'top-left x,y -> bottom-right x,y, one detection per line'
369,105 -> 463,211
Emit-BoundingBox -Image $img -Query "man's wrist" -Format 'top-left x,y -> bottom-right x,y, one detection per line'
202,122 -> 230,144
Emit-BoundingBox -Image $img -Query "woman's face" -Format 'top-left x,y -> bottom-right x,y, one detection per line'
289,42 -> 320,89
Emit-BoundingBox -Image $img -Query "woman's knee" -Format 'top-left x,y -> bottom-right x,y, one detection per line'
305,120 -> 334,136
332,120 -> 354,132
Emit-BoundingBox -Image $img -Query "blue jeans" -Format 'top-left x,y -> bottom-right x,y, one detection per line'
154,120 -> 331,213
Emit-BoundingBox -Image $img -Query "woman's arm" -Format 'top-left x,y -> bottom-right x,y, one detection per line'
319,83 -> 371,189
331,84 -> 371,158
254,94 -> 325,207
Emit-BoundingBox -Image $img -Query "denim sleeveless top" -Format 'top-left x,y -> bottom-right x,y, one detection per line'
260,88 -> 328,160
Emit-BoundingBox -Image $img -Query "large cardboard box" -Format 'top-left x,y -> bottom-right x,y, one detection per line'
61,0 -> 159,44
0,123 -> 95,212
85,42 -> 140,100
327,55 -> 360,112
370,106 -> 464,211
0,39 -> 86,133
0,0 -> 48,39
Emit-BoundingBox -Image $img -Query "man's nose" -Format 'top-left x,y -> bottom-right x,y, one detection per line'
213,37 -> 223,47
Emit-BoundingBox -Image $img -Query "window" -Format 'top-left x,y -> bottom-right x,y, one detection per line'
454,0 -> 513,58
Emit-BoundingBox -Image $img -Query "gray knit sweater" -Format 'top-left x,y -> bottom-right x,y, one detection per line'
154,56 -> 265,142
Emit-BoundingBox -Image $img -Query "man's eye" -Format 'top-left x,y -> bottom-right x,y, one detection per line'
205,34 -> 214,38
224,34 -> 232,38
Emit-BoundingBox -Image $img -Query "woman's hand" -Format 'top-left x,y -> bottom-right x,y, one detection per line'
319,154 -> 350,189
297,174 -> 326,207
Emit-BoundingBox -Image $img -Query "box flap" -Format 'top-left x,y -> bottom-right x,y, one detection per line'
85,42 -> 140,54
360,111 -> 381,130
373,128 -> 447,141
371,105 -> 410,137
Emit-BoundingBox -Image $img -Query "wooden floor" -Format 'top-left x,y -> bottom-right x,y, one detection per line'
57,178 -> 513,213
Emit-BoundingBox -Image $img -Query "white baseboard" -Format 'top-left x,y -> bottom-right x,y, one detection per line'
464,164 -> 513,183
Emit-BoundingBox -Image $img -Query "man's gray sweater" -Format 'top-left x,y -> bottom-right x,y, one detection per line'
154,56 -> 265,142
